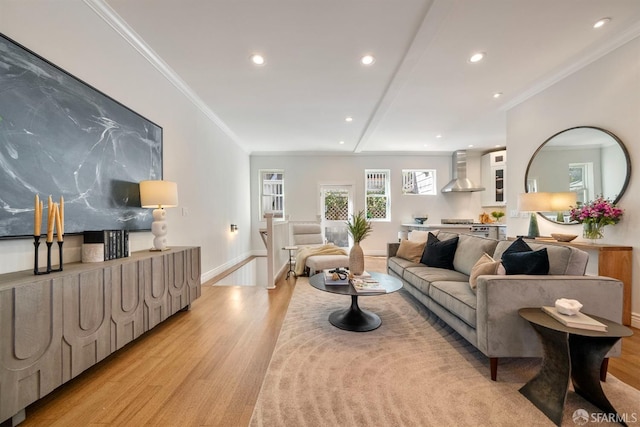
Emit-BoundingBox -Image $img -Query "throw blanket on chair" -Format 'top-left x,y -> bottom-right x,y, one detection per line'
294,244 -> 348,276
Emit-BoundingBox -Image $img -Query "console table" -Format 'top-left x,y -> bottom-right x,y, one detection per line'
0,246 -> 201,426
521,238 -> 633,326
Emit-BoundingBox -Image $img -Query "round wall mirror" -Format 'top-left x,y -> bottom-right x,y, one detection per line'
524,126 -> 631,224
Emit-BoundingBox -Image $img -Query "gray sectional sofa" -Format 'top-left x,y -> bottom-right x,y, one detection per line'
387,230 -> 624,380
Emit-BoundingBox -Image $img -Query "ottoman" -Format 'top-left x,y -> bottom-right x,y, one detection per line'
306,254 -> 350,275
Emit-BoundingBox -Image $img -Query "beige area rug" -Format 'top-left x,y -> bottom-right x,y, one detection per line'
250,278 -> 640,426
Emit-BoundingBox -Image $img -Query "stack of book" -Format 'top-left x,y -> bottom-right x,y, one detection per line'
351,277 -> 386,293
83,230 -> 129,261
542,306 -> 607,332
324,268 -> 349,285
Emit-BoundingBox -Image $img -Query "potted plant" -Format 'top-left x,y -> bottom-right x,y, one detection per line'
490,211 -> 505,223
346,210 -> 372,275
569,196 -> 623,242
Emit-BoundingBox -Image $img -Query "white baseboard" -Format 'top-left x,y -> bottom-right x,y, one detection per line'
631,312 -> 640,329
201,252 -> 253,284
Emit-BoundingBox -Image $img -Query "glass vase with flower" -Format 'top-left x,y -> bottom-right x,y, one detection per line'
569,196 -> 623,243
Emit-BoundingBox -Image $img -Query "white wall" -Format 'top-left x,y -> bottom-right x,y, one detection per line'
250,153 -> 487,255
506,36 -> 640,319
0,2 -> 252,279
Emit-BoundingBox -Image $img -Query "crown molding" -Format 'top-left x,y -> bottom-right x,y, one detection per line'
83,0 -> 248,153
502,22 -> 640,112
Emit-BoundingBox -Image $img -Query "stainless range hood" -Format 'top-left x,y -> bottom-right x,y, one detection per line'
441,150 -> 485,193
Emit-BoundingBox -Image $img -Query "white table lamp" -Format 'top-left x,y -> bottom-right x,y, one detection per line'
140,180 -> 178,251
518,192 -> 552,238
550,192 -> 578,222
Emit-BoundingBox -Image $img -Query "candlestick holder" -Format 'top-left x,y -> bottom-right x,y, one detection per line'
45,241 -> 53,273
51,241 -> 64,272
33,235 -> 48,275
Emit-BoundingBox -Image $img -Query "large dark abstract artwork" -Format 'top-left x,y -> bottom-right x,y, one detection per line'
0,33 -> 162,238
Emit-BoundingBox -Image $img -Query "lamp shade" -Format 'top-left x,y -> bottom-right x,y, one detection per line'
517,192 -> 552,212
140,180 -> 178,208
550,192 -> 577,211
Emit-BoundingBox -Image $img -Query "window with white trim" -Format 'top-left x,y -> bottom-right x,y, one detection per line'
365,169 -> 390,221
569,163 -> 594,204
402,169 -> 437,195
260,170 -> 284,219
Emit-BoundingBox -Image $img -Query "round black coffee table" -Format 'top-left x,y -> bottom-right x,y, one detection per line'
308,271 -> 403,332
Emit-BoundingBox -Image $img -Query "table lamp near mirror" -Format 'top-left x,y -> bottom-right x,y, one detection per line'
140,180 -> 178,251
518,192 -> 551,238
519,191 -> 578,238
550,192 -> 577,223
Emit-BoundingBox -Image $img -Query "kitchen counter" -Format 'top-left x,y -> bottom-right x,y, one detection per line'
401,223 -> 506,228
400,223 -> 507,240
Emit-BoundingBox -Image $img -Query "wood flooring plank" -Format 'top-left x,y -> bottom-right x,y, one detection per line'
610,334 -> 640,390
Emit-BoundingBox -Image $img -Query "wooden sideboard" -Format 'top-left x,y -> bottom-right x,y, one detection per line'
0,246 -> 201,426
524,238 -> 633,326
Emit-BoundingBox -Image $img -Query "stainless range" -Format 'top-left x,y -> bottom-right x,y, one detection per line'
441,218 -> 474,225
441,219 -> 495,239
402,219 -> 506,240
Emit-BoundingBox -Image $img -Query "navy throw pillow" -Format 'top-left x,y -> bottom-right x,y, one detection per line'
502,236 -> 532,256
501,248 -> 550,275
420,232 -> 459,270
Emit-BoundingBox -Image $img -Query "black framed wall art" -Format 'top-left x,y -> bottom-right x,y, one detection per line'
0,33 -> 162,238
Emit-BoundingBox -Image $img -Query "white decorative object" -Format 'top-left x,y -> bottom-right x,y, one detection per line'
82,243 -> 104,263
140,180 -> 179,251
555,298 -> 583,316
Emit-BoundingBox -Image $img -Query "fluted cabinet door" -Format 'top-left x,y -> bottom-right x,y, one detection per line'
143,255 -> 169,330
111,261 -> 144,350
167,250 -> 189,315
62,269 -> 112,381
0,278 -> 63,422
188,247 -> 201,303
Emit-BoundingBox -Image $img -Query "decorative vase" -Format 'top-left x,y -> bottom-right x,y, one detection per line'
349,242 -> 365,275
583,222 -> 604,243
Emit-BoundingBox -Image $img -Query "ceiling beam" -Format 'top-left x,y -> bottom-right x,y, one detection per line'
353,0 -> 453,153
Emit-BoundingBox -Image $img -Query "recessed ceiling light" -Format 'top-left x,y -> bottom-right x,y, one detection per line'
345,116 -> 353,122
493,92 -> 502,99
361,55 -> 375,66
250,54 -> 265,65
468,52 -> 485,63
468,144 -> 474,148
593,18 -> 611,29
436,134 -> 443,139
339,140 -> 345,145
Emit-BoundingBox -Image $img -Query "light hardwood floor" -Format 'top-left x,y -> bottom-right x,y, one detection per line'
17,257 -> 639,426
